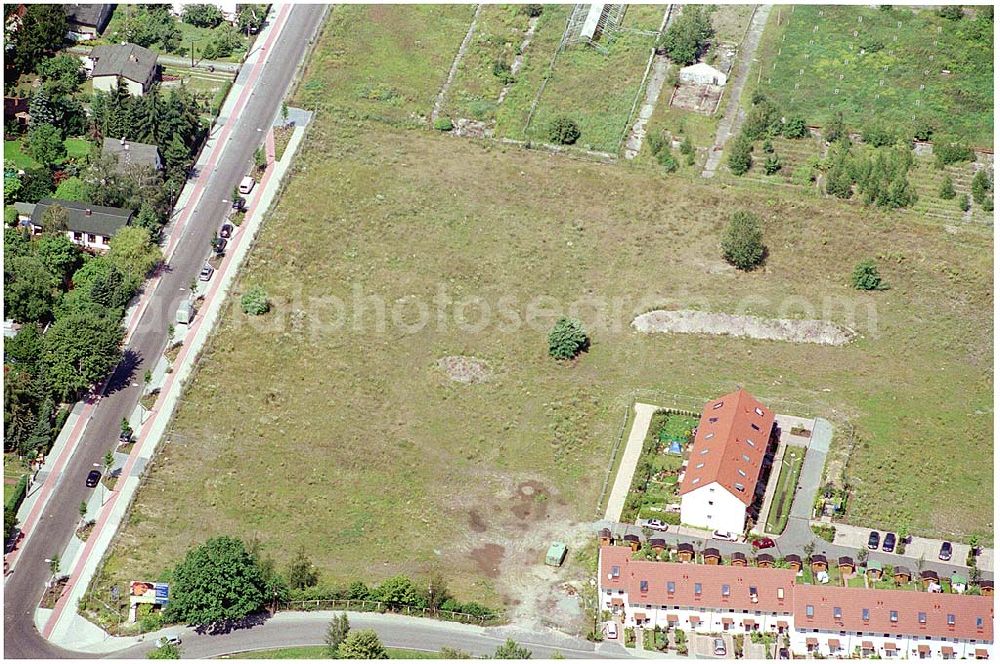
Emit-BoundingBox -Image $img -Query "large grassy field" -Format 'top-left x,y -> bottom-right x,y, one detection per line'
524,4 -> 667,153
756,5 -> 993,146
92,4 -> 992,629
296,4 -> 474,125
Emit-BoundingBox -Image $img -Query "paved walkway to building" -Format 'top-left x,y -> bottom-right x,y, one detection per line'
604,403 -> 659,522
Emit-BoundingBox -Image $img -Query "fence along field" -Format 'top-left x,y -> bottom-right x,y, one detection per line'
756,5 -> 993,147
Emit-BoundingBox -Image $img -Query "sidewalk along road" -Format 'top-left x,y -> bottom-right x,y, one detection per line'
2,5 -> 327,659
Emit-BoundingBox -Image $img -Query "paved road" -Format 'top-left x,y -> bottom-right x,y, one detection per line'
107,612 -> 616,659
2,5 -> 326,659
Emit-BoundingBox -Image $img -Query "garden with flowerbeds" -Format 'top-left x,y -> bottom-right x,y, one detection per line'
621,410 -> 699,523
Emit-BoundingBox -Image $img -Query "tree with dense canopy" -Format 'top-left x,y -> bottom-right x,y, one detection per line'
720,210 -> 766,271
548,317 -> 589,360
325,612 -> 350,657
25,123 -> 66,167
656,6 -> 714,65
4,255 -> 59,323
851,260 -> 888,291
166,537 -> 269,627
337,629 -> 388,659
494,638 -> 533,659
41,309 -> 124,400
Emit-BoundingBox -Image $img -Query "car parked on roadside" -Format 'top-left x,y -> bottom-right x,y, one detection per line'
712,530 -> 739,542
713,638 -> 726,656
238,176 -> 255,195
868,531 -> 880,550
219,223 -> 233,239
778,647 -> 790,660
85,470 -> 101,488
199,265 -> 214,282
751,537 -> 775,549
214,237 -> 228,256
939,541 -> 953,561
882,532 -> 896,552
646,519 -> 668,531
156,635 -> 182,648
119,427 -> 132,443
231,196 -> 246,212
605,621 -> 618,640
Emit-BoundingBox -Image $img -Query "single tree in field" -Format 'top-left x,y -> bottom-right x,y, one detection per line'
938,175 -> 956,200
548,317 -> 589,360
325,612 -> 350,657
971,169 -> 992,204
337,628 -> 387,659
286,546 -> 319,590
26,123 -> 67,167
727,133 -> 752,176
548,117 -> 581,145
165,536 -> 269,627
720,210 -> 765,271
851,260 -> 887,291
494,638 -> 533,659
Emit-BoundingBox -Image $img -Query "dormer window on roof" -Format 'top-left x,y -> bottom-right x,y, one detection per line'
749,586 -> 757,597
667,581 -> 675,593
692,477 -> 701,485
713,401 -> 724,410
694,583 -> 702,595
741,454 -> 750,462
705,432 -> 715,440
696,462 -> 705,469
977,617 -> 984,629
722,584 -> 730,597
833,607 -> 842,620
889,610 -> 898,623
751,422 -> 761,431
776,587 -> 784,600
709,417 -> 718,423
640,580 -> 648,592
947,614 -> 956,626
862,608 -> 870,621
734,483 -> 745,492
611,565 -> 621,578
918,612 -> 927,624
738,469 -> 747,477
754,407 -> 764,416
806,605 -> 814,618
746,438 -> 755,447
700,448 -> 710,455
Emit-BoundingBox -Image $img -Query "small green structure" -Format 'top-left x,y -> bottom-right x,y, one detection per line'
545,542 -> 567,567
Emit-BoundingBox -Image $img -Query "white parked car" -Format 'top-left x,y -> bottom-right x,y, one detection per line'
712,530 -> 739,542
156,635 -> 182,647
238,175 -> 255,194
646,519 -> 668,531
605,621 -> 618,640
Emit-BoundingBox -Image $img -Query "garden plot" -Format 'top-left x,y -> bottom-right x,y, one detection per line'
439,5 -> 535,124
523,5 -> 666,153
622,411 -> 698,523
294,4 -> 475,125
669,82 -> 723,115
909,154 -> 994,225
756,5 -> 993,147
737,134 -> 827,190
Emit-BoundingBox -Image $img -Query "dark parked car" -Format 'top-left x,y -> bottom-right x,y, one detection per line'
939,541 -> 953,561
85,470 -> 101,488
882,532 -> 896,552
214,237 -> 228,255
219,223 -> 233,239
752,537 -> 776,549
231,196 -> 246,212
867,531 -> 880,550
778,648 -> 790,660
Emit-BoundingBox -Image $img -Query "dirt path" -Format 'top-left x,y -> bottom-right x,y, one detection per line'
632,309 -> 855,346
701,5 -> 772,178
623,6 -> 676,159
431,5 -> 483,123
603,403 -> 659,522
497,14 -> 541,105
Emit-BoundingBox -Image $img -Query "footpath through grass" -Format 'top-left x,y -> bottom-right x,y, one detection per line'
765,446 -> 805,535
757,5 -> 993,146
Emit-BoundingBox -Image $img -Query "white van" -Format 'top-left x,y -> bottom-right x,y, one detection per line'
605,621 -> 618,640
238,176 -> 255,195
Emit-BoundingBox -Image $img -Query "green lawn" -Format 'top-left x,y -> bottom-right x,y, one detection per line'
3,454 -> 30,504
846,574 -> 867,588
4,137 -> 91,170
100,6 -> 249,63
756,5 -> 993,146
225,646 -> 445,659
294,5 -> 475,125
524,5 -> 667,153
764,446 -> 805,534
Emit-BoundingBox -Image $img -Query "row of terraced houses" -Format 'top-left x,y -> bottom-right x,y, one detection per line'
600,546 -> 994,659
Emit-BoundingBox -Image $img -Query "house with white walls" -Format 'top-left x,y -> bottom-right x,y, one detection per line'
679,389 -> 776,535
598,546 -> 994,659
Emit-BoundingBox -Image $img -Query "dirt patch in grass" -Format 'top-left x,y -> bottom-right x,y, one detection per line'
437,356 -> 491,383
470,543 -> 505,578
510,480 -> 551,521
273,125 -> 294,163
77,520 -> 96,542
40,578 -> 68,609
632,309 -> 856,346
468,509 -> 487,533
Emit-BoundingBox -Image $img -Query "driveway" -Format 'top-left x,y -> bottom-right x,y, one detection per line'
691,632 -> 729,658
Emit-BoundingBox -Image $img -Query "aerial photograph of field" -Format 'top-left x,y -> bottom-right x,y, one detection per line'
3,3 -> 994,660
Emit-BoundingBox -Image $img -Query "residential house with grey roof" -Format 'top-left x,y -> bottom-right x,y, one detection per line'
102,137 -> 163,174
29,199 -> 132,253
88,43 -> 159,96
64,4 -> 114,40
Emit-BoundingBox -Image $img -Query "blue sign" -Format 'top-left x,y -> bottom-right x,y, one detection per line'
154,583 -> 169,604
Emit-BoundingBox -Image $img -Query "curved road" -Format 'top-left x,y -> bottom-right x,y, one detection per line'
3,5 -> 326,658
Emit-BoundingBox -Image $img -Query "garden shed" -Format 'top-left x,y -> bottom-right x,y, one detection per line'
679,62 -> 728,86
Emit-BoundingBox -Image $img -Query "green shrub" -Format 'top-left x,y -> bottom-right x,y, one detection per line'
938,5 -> 964,20
983,197 -> 993,212
959,194 -> 971,211
728,134 -> 752,176
762,138 -> 774,154
861,123 -> 897,147
934,139 -> 975,168
656,145 -> 678,173
971,169 -> 991,204
433,117 -> 453,132
5,205 -> 17,226
851,260 -> 887,291
720,210 -> 765,271
743,95 -> 782,140
547,317 -> 589,360
938,175 -> 956,200
782,116 -> 807,139
240,286 -> 269,315
491,61 -> 514,85
791,165 -> 815,186
763,154 -> 781,175
824,112 -> 847,143
548,117 -> 581,145
521,4 -> 543,17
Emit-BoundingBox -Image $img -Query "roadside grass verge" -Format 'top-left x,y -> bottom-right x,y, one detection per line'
755,5 -> 993,146
92,107 -> 991,613
293,5 -> 475,126
439,5 -> 532,123
223,646 -> 445,659
764,446 -> 805,534
524,6 -> 665,153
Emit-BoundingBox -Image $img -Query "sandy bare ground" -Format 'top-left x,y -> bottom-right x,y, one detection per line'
632,309 -> 856,346
437,356 -> 491,383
